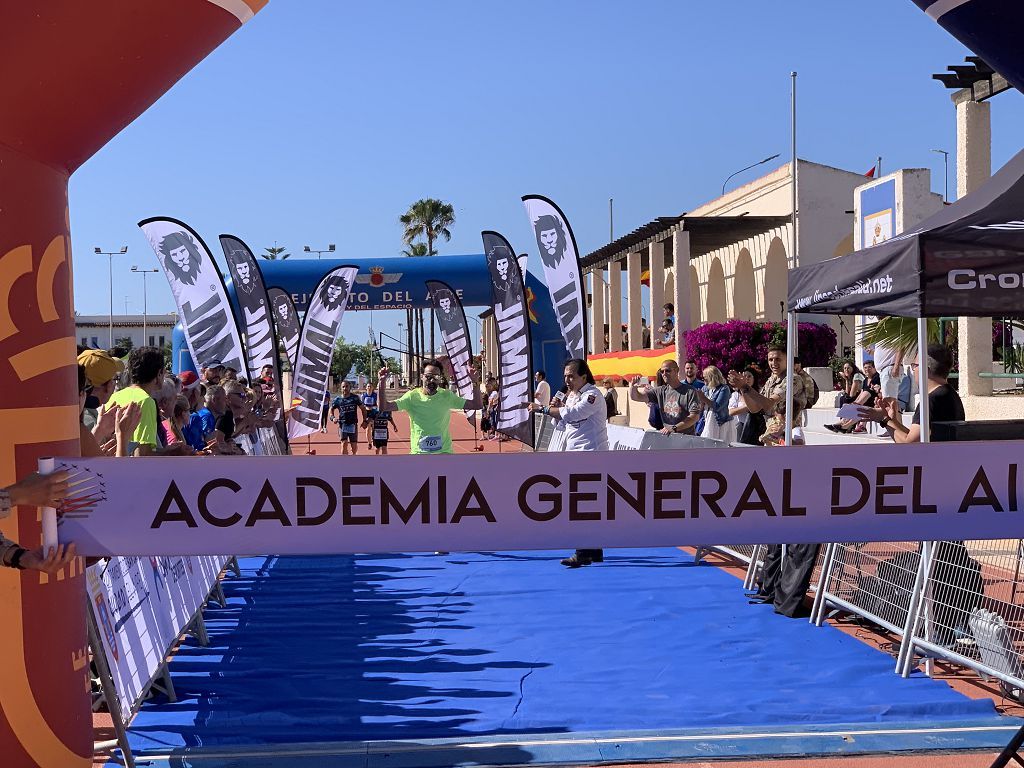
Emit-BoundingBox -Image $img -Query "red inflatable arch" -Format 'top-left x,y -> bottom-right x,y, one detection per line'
0,3 -> 265,765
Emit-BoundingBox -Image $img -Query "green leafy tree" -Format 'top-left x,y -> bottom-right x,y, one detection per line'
330,337 -> 362,381
113,336 -> 134,352
858,318 -> 943,360
260,243 -> 291,260
400,199 -> 455,358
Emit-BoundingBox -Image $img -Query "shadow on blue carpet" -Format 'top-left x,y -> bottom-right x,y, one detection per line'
126,548 -> 1001,755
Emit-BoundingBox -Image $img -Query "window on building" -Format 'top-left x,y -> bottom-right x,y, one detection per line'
81,337 -> 88,347
91,336 -> 99,348
149,336 -> 155,346
158,335 -> 165,347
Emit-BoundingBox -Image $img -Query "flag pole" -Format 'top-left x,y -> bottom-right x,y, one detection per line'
785,71 -> 798,447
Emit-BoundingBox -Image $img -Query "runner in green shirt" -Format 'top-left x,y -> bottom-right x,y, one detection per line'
376,359 -> 482,455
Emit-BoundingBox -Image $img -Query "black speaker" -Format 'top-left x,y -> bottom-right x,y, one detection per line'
932,419 -> 1024,442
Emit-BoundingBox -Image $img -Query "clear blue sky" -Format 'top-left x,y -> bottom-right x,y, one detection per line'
69,0 -> 1024,349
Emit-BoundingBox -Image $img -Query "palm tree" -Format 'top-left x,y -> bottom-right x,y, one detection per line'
859,317 -> 941,356
401,242 -> 429,371
260,243 -> 290,260
400,199 -> 455,357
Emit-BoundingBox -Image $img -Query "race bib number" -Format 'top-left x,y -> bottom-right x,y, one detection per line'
373,428 -> 389,441
418,435 -> 443,453
341,423 -> 356,434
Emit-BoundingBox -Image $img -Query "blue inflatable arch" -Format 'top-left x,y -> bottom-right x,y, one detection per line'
173,254 -> 567,382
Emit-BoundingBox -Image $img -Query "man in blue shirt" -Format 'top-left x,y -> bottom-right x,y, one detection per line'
330,380 -> 367,455
179,371 -> 208,452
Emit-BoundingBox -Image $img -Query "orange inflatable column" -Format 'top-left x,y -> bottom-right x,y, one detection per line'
0,2 -> 266,766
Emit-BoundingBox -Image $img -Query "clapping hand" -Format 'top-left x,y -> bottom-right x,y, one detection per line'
378,366 -> 390,382
727,370 -> 744,389
115,401 -> 142,440
94,404 -> 119,442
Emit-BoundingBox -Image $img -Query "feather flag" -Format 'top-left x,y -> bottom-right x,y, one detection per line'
139,217 -> 246,374
481,231 -> 535,447
522,195 -> 588,360
286,266 -> 359,439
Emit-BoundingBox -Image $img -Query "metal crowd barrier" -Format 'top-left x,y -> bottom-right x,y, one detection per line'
90,556 -> 236,767
806,539 -> 1024,696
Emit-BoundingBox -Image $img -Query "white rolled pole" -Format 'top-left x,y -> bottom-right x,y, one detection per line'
37,456 -> 58,552
917,318 -> 930,443
785,313 -> 796,446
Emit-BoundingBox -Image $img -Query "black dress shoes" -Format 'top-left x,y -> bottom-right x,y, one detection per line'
561,549 -> 604,567
560,554 -> 593,568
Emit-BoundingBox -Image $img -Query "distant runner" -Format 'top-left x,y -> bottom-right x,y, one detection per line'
329,381 -> 367,455
364,408 -> 398,455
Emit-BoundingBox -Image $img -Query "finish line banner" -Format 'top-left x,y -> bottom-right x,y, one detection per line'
55,442 -> 1024,556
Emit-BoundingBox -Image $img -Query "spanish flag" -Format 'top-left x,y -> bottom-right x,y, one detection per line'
588,346 -> 675,380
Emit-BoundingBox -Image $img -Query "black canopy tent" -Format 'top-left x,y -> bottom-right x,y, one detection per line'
787,146 -> 1024,320
783,146 -> 1024,451
784,143 -> 1024,680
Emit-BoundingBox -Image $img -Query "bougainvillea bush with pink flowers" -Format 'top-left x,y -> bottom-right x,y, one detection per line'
684,320 -> 836,375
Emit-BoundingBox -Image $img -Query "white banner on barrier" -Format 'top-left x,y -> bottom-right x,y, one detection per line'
87,557 -> 172,721
87,555 -> 228,720
60,443 -> 1024,556
607,424 -> 645,450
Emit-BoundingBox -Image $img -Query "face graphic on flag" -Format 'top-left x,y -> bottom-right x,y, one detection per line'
232,259 -> 255,294
273,296 -> 291,323
435,288 -> 458,322
157,231 -> 202,286
488,245 -> 520,303
533,214 -> 568,270
317,275 -> 350,311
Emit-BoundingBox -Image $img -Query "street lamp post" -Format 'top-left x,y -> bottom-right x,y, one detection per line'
94,246 -> 127,347
721,153 -> 781,197
303,243 -> 336,260
931,148 -> 950,202
131,266 -> 159,345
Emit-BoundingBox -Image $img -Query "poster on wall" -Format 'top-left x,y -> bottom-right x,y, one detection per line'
859,179 -> 896,249
856,178 -> 897,364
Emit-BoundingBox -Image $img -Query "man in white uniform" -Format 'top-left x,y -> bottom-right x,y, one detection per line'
528,358 -> 608,567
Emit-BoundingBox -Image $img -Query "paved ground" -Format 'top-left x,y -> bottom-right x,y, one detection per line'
91,410 -> 1022,766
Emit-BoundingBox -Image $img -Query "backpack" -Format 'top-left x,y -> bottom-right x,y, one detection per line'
805,375 -> 820,408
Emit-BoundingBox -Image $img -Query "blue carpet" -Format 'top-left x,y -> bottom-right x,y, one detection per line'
127,549 -> 1002,756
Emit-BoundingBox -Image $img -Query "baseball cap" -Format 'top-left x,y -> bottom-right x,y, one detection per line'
77,349 -> 125,388
204,360 -> 225,369
179,371 -> 201,391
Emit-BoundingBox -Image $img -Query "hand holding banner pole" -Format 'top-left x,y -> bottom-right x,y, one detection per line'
37,457 -> 58,553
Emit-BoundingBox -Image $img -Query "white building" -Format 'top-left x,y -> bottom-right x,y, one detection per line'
582,159 -> 869,356
76,313 -> 178,351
